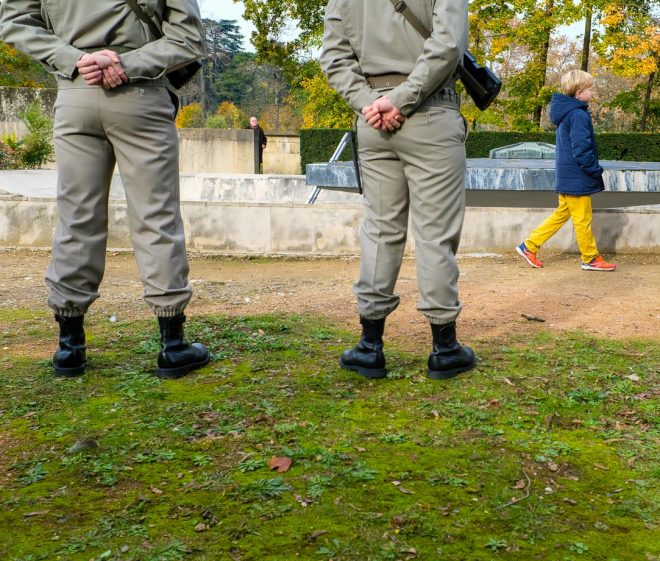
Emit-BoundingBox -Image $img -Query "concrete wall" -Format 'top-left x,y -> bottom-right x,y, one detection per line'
1,172 -> 658,255
178,129 -> 257,174
178,130 -> 301,175
264,134 -> 301,175
2,197 -> 658,255
0,87 -> 56,138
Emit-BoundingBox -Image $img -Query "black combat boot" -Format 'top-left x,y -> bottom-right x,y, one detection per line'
53,315 -> 86,377
427,322 -> 476,380
339,317 -> 387,379
156,315 -> 210,379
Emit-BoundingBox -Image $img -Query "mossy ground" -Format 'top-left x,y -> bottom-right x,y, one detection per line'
0,310 -> 658,561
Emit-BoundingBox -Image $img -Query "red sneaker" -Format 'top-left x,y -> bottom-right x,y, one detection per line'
581,256 -> 617,271
516,243 -> 543,268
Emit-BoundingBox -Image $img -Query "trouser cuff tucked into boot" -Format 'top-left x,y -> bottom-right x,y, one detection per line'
156,314 -> 210,379
427,322 -> 476,380
53,314 -> 86,377
339,317 -> 387,379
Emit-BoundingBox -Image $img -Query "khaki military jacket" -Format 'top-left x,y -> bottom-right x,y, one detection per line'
0,0 -> 205,81
320,0 -> 468,116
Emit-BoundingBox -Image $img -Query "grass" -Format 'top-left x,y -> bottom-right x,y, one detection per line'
0,311 -> 658,561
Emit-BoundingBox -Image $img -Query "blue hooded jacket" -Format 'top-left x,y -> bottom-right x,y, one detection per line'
550,93 -> 604,195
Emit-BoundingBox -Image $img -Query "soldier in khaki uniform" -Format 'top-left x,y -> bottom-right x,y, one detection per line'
321,0 -> 475,380
0,0 -> 209,379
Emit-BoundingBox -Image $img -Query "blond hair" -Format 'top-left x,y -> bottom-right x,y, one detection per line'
561,70 -> 593,97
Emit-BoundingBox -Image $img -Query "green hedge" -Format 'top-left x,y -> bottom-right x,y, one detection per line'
300,128 -> 354,173
300,129 -> 660,173
465,131 -> 660,161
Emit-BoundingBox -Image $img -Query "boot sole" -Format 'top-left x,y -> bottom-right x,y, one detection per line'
54,364 -> 85,377
156,356 -> 210,379
339,358 -> 387,379
427,360 -> 476,380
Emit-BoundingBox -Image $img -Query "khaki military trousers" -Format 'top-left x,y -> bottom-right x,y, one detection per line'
46,76 -> 192,317
355,104 -> 467,325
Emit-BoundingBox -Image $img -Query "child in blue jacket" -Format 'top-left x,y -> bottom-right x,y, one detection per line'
516,70 -> 617,271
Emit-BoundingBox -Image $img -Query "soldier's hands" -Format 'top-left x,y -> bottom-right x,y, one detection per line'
77,51 -> 128,89
362,96 -> 405,132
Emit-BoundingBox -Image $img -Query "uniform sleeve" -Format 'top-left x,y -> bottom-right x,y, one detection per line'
569,111 -> 603,177
119,0 -> 206,81
0,0 -> 84,78
320,0 -> 380,114
387,0 -> 468,115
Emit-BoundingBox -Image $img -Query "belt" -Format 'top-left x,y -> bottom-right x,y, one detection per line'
366,74 -> 407,88
57,74 -> 169,88
366,73 -> 460,109
82,45 -> 136,54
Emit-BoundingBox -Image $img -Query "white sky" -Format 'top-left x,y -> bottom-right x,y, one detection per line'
199,0 -> 256,51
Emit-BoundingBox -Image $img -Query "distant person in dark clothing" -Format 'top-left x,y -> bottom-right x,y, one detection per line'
248,116 -> 267,173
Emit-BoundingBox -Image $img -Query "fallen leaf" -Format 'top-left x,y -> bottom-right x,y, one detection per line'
308,530 -> 328,542
593,463 -> 609,471
563,497 -> 577,505
194,523 -> 208,532
268,456 -> 292,473
397,486 -> 415,495
501,377 -> 514,386
512,480 -> 526,489
151,487 -> 163,495
547,461 -> 559,472
625,374 -> 640,382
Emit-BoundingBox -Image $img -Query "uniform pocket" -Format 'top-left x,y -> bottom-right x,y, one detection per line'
461,114 -> 469,143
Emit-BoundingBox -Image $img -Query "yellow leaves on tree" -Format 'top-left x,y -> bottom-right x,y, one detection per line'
299,72 -> 353,129
175,102 -> 203,129
215,101 -> 246,129
598,4 -> 659,78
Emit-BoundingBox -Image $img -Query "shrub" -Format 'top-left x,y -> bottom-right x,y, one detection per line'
176,102 -> 204,128
17,101 -> 54,168
0,140 -> 19,169
0,102 -> 54,169
205,115 -> 228,129
300,128 -> 353,173
215,101 -> 246,129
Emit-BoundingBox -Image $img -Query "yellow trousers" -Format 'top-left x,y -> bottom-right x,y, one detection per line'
525,194 -> 599,263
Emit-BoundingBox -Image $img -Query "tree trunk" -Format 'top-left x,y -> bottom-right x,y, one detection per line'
581,5 -> 592,71
199,66 -> 207,117
533,0 -> 554,128
639,70 -> 656,132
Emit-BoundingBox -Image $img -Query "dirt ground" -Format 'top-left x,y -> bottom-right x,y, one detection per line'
1,249 -> 659,348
